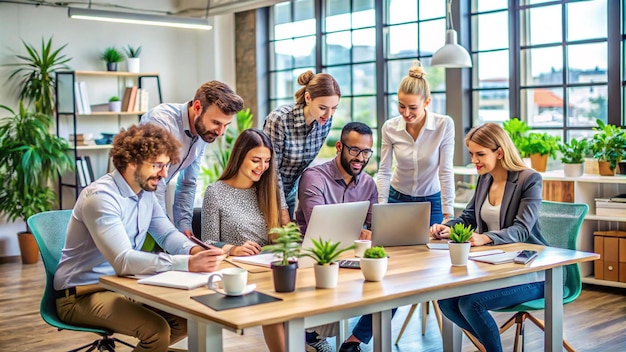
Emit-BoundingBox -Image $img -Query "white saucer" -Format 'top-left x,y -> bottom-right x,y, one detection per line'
213,284 -> 256,296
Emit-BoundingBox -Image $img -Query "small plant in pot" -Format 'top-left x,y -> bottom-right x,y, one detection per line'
108,96 -> 121,112
520,132 -> 561,173
124,45 -> 142,73
558,138 -> 589,177
448,223 -> 474,266
262,222 -> 303,292
100,47 -> 125,72
303,238 -> 356,289
360,246 -> 388,282
590,119 -> 626,176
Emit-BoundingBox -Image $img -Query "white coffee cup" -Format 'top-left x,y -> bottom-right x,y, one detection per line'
354,240 -> 372,258
207,268 -> 248,295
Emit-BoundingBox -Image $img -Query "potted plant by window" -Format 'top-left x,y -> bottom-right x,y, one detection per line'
108,96 -> 121,112
302,238 -> 356,288
590,119 -> 626,176
0,102 -> 74,264
521,132 -> 561,173
124,45 -> 142,73
448,223 -> 474,266
262,222 -> 303,292
558,138 -> 590,177
100,47 -> 125,72
360,246 -> 388,282
502,118 -> 531,157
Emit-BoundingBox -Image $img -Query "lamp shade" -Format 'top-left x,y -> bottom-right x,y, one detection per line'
431,29 -> 472,68
68,8 -> 212,30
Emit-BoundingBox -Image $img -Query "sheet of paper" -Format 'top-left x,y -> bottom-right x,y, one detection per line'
137,271 -> 214,290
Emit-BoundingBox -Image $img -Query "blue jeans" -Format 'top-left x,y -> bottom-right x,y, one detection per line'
285,178 -> 300,221
438,282 -> 545,352
388,187 -> 443,226
351,308 -> 398,344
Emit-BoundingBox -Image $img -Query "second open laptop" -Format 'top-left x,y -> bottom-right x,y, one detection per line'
371,202 -> 431,247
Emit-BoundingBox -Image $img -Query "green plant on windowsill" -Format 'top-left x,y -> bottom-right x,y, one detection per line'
363,246 -> 387,259
503,118 -> 531,157
303,238 -> 356,265
262,222 -> 303,266
449,223 -> 474,243
590,119 -> 626,171
521,132 -> 561,159
101,47 -> 125,64
124,45 -> 142,58
558,138 -> 590,164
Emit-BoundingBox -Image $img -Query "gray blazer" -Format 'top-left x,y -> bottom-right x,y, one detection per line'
447,169 -> 548,246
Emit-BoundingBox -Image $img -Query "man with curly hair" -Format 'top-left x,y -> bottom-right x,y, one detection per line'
54,124 -> 224,352
141,80 -> 244,238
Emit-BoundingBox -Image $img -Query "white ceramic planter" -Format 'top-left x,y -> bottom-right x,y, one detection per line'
109,101 -> 122,112
127,58 -> 140,73
563,163 -> 584,177
360,257 -> 388,281
448,242 -> 471,266
314,263 -> 339,288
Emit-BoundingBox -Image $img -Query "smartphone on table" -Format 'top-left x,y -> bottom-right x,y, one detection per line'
514,250 -> 539,264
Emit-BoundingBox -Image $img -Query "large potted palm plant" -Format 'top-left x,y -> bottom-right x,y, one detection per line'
0,103 -> 74,264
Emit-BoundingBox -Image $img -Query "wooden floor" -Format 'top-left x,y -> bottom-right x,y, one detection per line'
1,260 -> 625,351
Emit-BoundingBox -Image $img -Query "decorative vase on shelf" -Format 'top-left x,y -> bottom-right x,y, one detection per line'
563,163 -> 584,178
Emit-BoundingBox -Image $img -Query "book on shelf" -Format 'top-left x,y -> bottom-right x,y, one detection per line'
595,198 -> 626,217
75,156 -> 95,188
78,81 -> 91,114
125,86 -> 139,112
139,89 -> 149,112
74,82 -> 84,114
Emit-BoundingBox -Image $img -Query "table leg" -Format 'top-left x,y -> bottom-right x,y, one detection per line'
544,266 -> 564,352
187,320 -> 222,351
372,309 -> 393,352
285,318 -> 305,352
441,314 -> 462,352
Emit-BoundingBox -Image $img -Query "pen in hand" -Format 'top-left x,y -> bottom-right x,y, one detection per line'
189,236 -> 213,250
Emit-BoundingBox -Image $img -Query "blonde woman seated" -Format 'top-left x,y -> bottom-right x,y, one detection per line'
201,128 -> 283,256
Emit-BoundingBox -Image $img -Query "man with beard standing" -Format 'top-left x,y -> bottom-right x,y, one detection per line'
141,81 -> 244,237
54,124 -> 224,352
291,121 -> 378,352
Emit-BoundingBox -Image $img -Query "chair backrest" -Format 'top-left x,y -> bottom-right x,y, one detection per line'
538,200 -> 588,302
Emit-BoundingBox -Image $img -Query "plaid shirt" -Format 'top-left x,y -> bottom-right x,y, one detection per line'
263,103 -> 333,207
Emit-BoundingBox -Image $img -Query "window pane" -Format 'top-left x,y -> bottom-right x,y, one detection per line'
427,66 -> 446,92
475,50 -> 509,88
567,86 -> 608,126
326,66 -> 352,96
387,23 -> 418,59
567,0 -> 607,41
293,36 -> 317,67
521,88 -> 564,128
386,59 -> 412,93
272,2 -> 292,40
332,96 -> 352,126
387,0 -> 417,24
474,89 -> 510,125
387,94 -> 398,120
472,0 -> 507,12
352,0 -> 375,29
567,43 -> 607,84
294,0 -> 315,22
419,19 -> 446,55
326,0 -> 350,32
520,46 -> 563,86
430,92 -> 446,115
353,96 -> 377,127
473,12 -> 508,51
353,63 -> 377,95
324,31 -> 352,65
419,0 -> 445,20
270,71 -> 297,99
352,28 -> 376,62
521,5 -> 562,46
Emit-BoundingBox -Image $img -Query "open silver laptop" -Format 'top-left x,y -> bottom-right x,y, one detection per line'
298,200 -> 370,268
371,202 -> 431,247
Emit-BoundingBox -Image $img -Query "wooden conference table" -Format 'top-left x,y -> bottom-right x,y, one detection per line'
99,243 -> 598,352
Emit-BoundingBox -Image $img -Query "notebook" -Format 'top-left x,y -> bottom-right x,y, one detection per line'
298,201 -> 370,268
371,202 -> 431,247
470,251 -> 519,265
231,253 -> 280,268
137,271 -> 212,290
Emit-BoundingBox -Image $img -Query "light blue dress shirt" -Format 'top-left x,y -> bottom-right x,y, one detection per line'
54,170 -> 196,290
141,102 -> 206,232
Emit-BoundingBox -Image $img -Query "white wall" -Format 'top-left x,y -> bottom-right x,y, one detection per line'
0,2 -> 236,258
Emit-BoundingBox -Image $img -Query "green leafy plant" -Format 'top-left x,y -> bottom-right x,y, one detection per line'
109,96 -> 120,102
502,118 -> 531,157
559,138 -> 590,164
124,45 -> 142,58
100,47 -> 125,64
590,119 -> 626,171
449,223 -> 474,243
303,238 -> 356,265
522,132 -> 561,158
261,222 -> 303,266
5,37 -> 71,116
364,246 -> 387,259
0,102 -> 74,228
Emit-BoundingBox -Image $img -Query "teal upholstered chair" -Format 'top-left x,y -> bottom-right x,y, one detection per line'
28,210 -> 133,351
493,200 -> 589,352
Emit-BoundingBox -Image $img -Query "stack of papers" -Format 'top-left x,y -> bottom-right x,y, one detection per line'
137,271 -> 213,290
231,253 -> 280,268
470,251 -> 519,264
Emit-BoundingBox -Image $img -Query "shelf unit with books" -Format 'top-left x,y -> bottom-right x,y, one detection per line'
55,70 -> 162,208
453,166 -> 626,289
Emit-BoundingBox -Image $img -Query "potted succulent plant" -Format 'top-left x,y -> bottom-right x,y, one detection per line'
262,222 -> 303,292
302,238 -> 356,288
558,138 -> 590,177
100,47 -> 125,72
360,246 -> 388,282
108,96 -> 121,112
590,119 -> 626,176
124,45 -> 142,73
448,223 -> 474,266
521,132 -> 561,173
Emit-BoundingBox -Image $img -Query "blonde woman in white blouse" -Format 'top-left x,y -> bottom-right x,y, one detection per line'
376,60 -> 455,225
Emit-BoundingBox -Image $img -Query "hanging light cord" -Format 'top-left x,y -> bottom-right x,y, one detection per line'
446,0 -> 453,30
